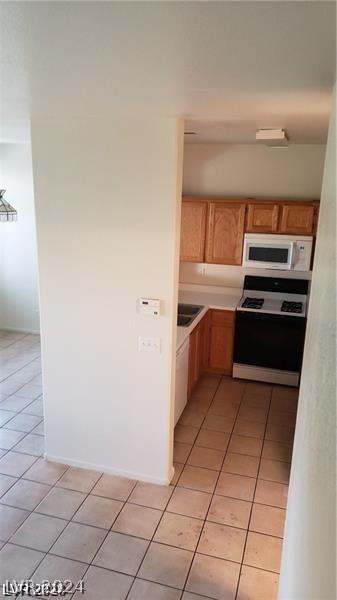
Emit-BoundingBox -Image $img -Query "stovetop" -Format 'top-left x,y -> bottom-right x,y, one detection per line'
237,275 -> 309,317
237,292 -> 307,317
281,300 -> 303,313
242,297 -> 265,310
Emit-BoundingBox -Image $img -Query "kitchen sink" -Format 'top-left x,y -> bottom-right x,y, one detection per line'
177,303 -> 204,327
177,315 -> 193,327
178,303 -> 203,316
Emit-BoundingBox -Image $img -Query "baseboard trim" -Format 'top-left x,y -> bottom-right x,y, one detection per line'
1,327 -> 40,335
45,453 -> 174,486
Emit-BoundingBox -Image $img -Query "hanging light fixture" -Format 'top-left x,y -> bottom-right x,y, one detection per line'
0,190 -> 17,222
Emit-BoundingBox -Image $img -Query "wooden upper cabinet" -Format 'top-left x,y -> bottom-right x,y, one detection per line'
180,198 -> 319,266
205,202 -> 246,265
246,203 -> 279,233
279,204 -> 316,234
180,201 -> 207,262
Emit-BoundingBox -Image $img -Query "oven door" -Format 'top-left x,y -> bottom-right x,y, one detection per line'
243,240 -> 293,270
234,310 -> 306,372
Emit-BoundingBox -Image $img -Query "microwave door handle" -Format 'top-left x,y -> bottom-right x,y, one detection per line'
288,242 -> 295,269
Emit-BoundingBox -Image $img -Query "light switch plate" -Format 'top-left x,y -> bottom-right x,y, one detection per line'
138,337 -> 161,353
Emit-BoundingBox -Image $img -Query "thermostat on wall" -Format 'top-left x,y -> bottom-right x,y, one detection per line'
138,297 -> 161,316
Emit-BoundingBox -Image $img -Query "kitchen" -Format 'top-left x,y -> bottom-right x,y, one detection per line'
174,191 -> 319,426
171,143 -> 323,594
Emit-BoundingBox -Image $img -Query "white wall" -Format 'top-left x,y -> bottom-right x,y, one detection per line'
279,90 -> 336,598
183,143 -> 325,199
31,117 -> 183,484
0,144 -> 40,332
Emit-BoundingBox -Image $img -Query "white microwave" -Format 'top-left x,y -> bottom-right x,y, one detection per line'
243,234 -> 313,271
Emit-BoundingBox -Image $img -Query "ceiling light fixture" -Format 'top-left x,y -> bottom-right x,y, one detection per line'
0,190 -> 18,222
256,129 -> 288,147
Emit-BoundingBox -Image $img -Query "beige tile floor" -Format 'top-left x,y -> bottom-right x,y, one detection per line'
0,330 -> 297,599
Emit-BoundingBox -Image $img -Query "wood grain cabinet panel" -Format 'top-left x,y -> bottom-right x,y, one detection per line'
313,206 -> 320,234
206,310 -> 235,375
180,201 -> 207,262
210,310 -> 234,326
206,202 -> 246,265
280,204 -> 315,234
246,203 -> 279,233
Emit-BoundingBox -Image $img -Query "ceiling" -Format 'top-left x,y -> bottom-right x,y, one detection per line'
1,1 -> 336,144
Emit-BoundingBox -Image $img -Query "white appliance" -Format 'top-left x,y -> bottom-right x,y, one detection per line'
174,338 -> 189,426
243,234 -> 313,271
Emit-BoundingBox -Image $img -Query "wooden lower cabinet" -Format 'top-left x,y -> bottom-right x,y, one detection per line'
187,309 -> 235,398
205,309 -> 235,375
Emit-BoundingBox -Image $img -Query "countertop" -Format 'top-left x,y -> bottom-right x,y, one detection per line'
176,283 -> 242,351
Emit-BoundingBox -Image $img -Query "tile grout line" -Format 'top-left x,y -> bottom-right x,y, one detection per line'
175,379 -> 288,598
0,379 -> 44,463
233,385 -> 274,600
0,334 -> 48,570
64,474 -> 140,599
0,343 -> 43,497
178,375 -> 232,595
199,379 -> 248,596
125,375 -> 224,599
24,470 -> 111,594
0,333 -> 30,353
0,407 -> 291,491
0,461 -> 74,565
0,335 -> 294,599
1,468 -> 288,541
0,426 -> 44,467
0,357 -> 41,388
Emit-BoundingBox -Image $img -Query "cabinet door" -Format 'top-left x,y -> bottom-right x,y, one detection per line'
280,204 -> 315,234
206,202 -> 246,265
206,310 -> 235,375
313,205 -> 320,234
180,201 -> 207,262
246,203 -> 279,233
